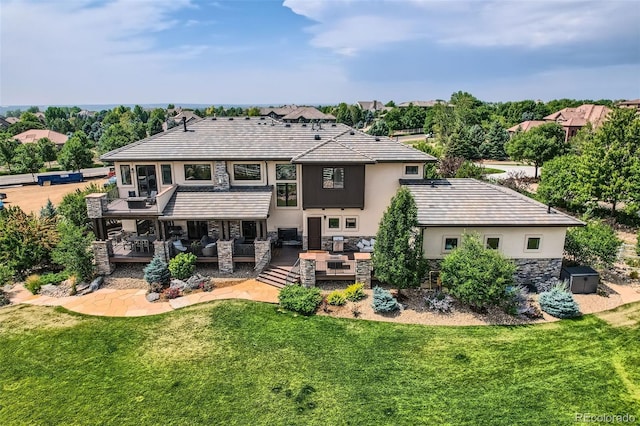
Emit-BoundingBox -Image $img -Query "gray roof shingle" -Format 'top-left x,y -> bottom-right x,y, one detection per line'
403,179 -> 584,227
161,186 -> 272,220
101,118 -> 435,163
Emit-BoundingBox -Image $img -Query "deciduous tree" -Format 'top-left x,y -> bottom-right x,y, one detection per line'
58,131 -> 94,171
14,143 -> 44,177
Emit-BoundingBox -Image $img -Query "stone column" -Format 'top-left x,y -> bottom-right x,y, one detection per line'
213,161 -> 230,191
254,238 -> 271,272
154,240 -> 171,262
93,240 -> 115,275
299,253 -> 316,288
354,252 -> 372,288
85,193 -> 108,219
218,239 -> 234,274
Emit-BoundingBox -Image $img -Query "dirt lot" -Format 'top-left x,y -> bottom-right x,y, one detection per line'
0,178 -> 110,214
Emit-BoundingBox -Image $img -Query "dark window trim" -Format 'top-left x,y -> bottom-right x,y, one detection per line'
276,182 -> 297,207
120,165 -> 132,185
233,163 -> 262,181
161,164 -> 173,185
184,164 -> 212,181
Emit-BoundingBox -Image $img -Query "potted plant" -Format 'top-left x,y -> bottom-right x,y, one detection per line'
190,241 -> 202,256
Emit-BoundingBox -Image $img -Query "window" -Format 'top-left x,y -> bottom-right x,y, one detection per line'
276,183 -> 297,207
120,165 -> 132,185
184,164 -> 211,181
405,165 -> 419,175
161,164 -> 172,185
276,164 -> 296,180
345,217 -> 357,229
443,237 -> 459,252
526,236 -> 541,251
322,167 -> 344,189
233,164 -> 261,180
187,221 -> 208,239
485,237 -> 500,250
328,218 -> 340,229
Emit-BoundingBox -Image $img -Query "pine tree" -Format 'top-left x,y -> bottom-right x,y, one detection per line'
371,286 -> 399,313
144,256 -> 170,286
480,121 -> 509,160
372,187 -> 426,288
40,199 -> 57,219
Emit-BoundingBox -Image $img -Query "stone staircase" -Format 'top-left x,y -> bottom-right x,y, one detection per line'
257,265 -> 300,288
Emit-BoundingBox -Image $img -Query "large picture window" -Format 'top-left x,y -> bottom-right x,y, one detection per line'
233,164 -> 261,181
322,167 -> 344,189
184,164 -> 211,181
276,183 -> 297,207
120,165 -> 132,185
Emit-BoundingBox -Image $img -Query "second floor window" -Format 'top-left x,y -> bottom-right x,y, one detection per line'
233,164 -> 261,181
184,164 -> 211,181
322,167 -> 344,189
277,183 -> 297,207
161,164 -> 172,185
120,165 -> 132,185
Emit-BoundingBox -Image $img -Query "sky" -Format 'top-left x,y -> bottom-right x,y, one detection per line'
1,0 -> 639,106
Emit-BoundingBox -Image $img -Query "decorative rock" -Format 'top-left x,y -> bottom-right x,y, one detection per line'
186,274 -> 208,290
170,279 -> 187,290
89,276 -> 104,292
146,292 -> 160,302
40,283 -> 74,298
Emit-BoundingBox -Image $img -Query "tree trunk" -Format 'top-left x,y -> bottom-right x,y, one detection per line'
534,163 -> 539,179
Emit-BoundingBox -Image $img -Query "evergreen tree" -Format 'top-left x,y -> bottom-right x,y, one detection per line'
371,286 -> 400,313
372,187 -> 426,288
143,256 -> 171,286
52,221 -> 94,281
480,121 -> 509,159
40,199 -> 57,219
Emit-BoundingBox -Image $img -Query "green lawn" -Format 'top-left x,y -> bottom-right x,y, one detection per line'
0,301 -> 638,425
483,167 -> 506,175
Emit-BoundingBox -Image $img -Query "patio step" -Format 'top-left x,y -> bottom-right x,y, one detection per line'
257,265 -> 300,288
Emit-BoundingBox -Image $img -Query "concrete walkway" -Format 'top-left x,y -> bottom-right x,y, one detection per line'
6,279 -> 279,317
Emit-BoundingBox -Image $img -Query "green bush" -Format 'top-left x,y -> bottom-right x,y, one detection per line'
51,222 -> 94,281
371,286 -> 399,313
636,231 -> 640,257
168,253 -> 197,280
39,271 -> 70,286
278,285 -> 322,315
564,220 -> 621,268
0,288 -> 9,306
327,290 -> 347,306
344,283 -> 366,301
0,264 -> 15,286
539,283 -> 580,319
144,256 -> 171,286
440,233 -> 516,311
25,274 -> 43,294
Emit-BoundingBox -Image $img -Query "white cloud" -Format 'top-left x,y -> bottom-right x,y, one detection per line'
284,0 -> 639,54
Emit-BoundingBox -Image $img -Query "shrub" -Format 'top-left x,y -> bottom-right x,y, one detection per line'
539,282 -> 581,319
564,220 -> 621,268
164,287 -> 181,299
168,253 -> 197,280
144,256 -> 171,286
278,285 -> 322,315
440,233 -> 516,311
51,222 -> 94,281
327,290 -> 347,306
39,270 -> 70,286
629,270 -> 639,280
25,274 -> 43,294
0,288 -> 9,307
344,283 -> 366,301
0,264 -> 15,285
636,231 -> 640,256
424,291 -> 454,313
372,286 -> 399,313
503,285 -> 542,318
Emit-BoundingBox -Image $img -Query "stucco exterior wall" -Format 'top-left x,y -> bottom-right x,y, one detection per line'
422,226 -> 567,259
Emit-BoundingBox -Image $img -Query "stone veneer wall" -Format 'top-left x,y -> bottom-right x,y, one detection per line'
213,161 -> 230,191
154,240 -> 171,262
229,221 -> 241,239
354,253 -> 372,288
320,236 -> 376,252
207,220 -> 241,240
254,238 -> 271,273
299,258 -> 316,288
425,258 -> 563,289
86,193 -> 108,219
93,240 -> 115,275
217,239 -> 234,274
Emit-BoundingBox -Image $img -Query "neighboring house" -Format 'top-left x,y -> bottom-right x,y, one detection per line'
618,98 -> 640,112
13,129 -> 69,147
398,100 -> 446,108
163,110 -> 201,131
0,116 -> 11,130
507,120 -> 546,134
403,179 -> 583,287
77,110 -> 96,118
509,104 -> 611,142
5,117 -> 19,125
356,100 -> 387,113
259,105 -> 298,119
87,117 -> 433,276
280,106 -> 336,123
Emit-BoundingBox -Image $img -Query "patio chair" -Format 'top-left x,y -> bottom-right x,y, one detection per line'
146,190 -> 157,205
172,240 -> 188,253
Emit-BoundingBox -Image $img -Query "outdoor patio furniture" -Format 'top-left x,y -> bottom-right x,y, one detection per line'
200,235 -> 217,247
202,243 -> 217,257
172,240 -> 188,253
146,190 -> 157,205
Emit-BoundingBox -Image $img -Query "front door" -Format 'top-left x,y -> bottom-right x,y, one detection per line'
241,221 -> 257,242
136,165 -> 158,197
307,217 -> 321,250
